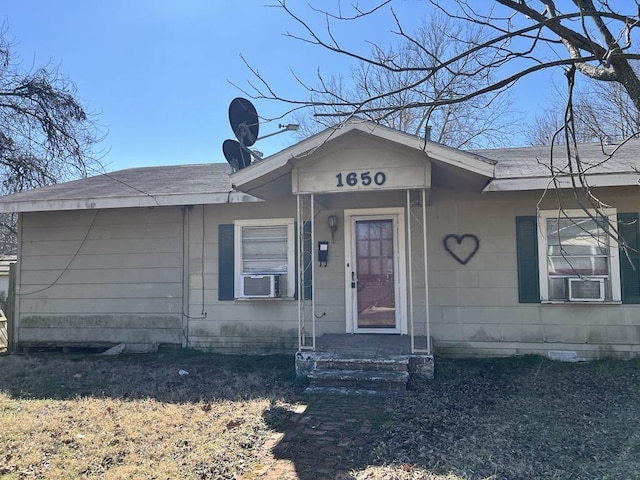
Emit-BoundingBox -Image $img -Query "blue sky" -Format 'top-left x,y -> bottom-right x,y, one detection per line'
3,1 -> 560,173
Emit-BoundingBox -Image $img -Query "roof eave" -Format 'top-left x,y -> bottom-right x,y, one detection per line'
0,191 -> 262,213
230,122 -> 364,188
231,120 -> 495,191
483,173 -> 640,192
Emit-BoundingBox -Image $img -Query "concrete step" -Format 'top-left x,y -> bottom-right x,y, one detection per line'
315,356 -> 409,372
307,368 -> 409,392
303,386 -> 387,396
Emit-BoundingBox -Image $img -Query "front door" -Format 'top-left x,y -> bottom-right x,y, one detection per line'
345,208 -> 406,334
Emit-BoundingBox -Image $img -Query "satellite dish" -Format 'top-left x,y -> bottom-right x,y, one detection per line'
223,139 -> 251,171
229,97 -> 259,147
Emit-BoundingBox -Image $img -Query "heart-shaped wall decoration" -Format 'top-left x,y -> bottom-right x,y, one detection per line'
443,234 -> 480,265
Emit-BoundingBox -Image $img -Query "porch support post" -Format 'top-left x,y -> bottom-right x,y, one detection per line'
422,188 -> 431,354
406,190 -> 415,353
310,193 -> 316,350
296,193 -> 303,350
297,193 -> 315,351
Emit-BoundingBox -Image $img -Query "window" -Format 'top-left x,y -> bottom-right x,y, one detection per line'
537,209 -> 621,302
234,218 -> 295,298
241,225 -> 289,274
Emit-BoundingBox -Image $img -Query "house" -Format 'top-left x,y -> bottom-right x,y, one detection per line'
0,120 -> 638,369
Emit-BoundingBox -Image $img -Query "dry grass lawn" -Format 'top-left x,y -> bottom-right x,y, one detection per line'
0,350 -> 296,479
0,350 -> 639,479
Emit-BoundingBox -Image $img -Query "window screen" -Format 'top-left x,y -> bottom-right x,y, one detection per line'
546,216 -> 610,300
241,225 -> 288,274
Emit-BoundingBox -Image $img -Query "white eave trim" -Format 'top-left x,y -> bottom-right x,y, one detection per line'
0,191 -> 262,213
231,120 -> 495,189
426,145 -> 495,177
483,173 -> 640,192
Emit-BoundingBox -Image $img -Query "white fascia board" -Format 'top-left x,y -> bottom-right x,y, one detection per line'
360,124 -> 496,178
0,191 -> 262,213
483,173 -> 640,192
424,145 -> 495,177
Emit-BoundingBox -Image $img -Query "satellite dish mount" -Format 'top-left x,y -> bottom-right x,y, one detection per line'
222,97 -> 299,171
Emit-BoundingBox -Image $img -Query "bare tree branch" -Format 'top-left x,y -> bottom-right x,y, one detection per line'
245,1 -> 640,121
0,27 -> 103,253
242,1 -> 640,264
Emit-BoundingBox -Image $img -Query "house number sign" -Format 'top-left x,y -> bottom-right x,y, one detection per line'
336,171 -> 387,188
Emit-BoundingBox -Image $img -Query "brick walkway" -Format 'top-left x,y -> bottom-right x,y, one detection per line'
245,394 -> 389,480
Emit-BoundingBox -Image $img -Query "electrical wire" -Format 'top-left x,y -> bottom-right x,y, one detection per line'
17,161 -> 165,298
86,165 -> 206,317
18,209 -> 101,296
201,204 -> 206,314
17,166 -> 211,343
181,204 -> 207,321
84,165 -> 160,206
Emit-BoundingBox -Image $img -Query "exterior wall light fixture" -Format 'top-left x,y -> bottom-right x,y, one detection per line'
328,214 -> 339,244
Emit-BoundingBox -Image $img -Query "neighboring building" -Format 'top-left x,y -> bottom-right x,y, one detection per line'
0,255 -> 15,349
0,120 -> 638,360
0,255 -> 16,301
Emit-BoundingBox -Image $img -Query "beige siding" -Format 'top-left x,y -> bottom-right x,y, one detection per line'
184,179 -> 640,359
15,174 -> 635,358
17,207 -> 184,348
185,201 -> 300,353
419,186 -> 640,359
294,133 -> 430,194
184,191 -> 411,353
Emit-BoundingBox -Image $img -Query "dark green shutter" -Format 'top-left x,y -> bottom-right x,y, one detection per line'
516,216 -> 540,303
618,212 -> 640,304
293,221 -> 313,300
218,224 -> 235,301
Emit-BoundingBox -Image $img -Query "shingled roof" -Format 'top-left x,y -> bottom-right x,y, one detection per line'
480,139 -> 639,191
0,163 -> 259,213
0,126 -> 636,213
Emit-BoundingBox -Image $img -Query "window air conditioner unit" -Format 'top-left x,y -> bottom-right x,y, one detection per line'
568,278 -> 605,302
240,274 -> 280,298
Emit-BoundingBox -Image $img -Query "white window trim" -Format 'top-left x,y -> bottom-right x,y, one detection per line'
537,208 -> 621,303
234,218 -> 295,299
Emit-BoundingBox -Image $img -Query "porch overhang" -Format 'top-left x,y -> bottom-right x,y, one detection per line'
231,120 -> 496,199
